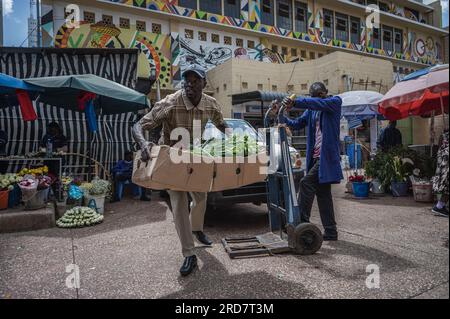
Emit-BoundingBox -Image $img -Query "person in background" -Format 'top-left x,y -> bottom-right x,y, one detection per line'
113,150 -> 151,202
377,120 -> 402,152
40,122 -> 69,153
0,129 -> 8,174
281,82 -> 343,241
432,130 -> 449,217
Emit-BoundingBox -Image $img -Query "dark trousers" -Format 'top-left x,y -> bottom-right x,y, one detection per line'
298,159 -> 337,234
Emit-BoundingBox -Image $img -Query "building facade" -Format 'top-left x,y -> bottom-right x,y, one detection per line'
39,0 -> 448,144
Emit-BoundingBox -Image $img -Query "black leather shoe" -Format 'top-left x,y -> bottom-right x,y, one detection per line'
180,255 -> 197,276
323,232 -> 338,241
193,231 -> 213,246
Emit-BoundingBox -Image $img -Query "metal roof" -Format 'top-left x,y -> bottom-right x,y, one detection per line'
232,91 -> 290,105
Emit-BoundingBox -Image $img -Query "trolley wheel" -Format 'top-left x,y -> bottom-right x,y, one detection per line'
292,223 -> 323,255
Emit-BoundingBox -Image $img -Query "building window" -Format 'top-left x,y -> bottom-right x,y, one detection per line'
225,0 -> 240,19
119,18 -> 130,29
323,9 -> 334,39
281,47 -> 288,56
272,85 -> 278,91
372,27 -> 381,49
248,40 -> 255,49
261,0 -> 274,26
236,38 -> 244,47
216,87 -> 220,93
179,0 -> 197,10
224,84 -> 227,91
318,53 -> 324,58
301,83 -> 308,90
211,34 -> 220,43
393,66 -> 398,73
152,23 -> 162,34
84,11 -> 95,24
272,45 -> 279,53
199,0 -> 222,15
258,84 -> 264,90
242,82 -> 248,89
224,36 -> 232,45
198,31 -> 207,41
291,48 -> 298,57
350,17 -> 361,44
394,28 -> 403,52
185,29 -> 194,39
288,85 -> 295,92
382,25 -> 393,51
277,0 -> 292,30
405,7 -> 420,22
136,20 -> 146,31
379,2 -> 389,12
336,13 -> 349,42
310,52 -> 316,59
301,50 -> 307,58
324,79 -> 329,86
295,2 -> 308,33
102,15 -> 113,26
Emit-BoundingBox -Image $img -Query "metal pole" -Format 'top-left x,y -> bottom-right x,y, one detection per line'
430,110 -> 435,157
36,0 -> 41,47
354,128 -> 358,172
440,92 -> 448,131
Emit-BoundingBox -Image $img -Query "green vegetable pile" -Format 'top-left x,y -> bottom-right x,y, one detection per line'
192,134 -> 263,157
56,207 -> 104,228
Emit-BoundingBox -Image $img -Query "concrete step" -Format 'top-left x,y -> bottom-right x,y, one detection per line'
0,204 -> 56,233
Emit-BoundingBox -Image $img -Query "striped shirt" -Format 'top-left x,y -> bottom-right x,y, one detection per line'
139,90 -> 225,147
313,113 -> 322,159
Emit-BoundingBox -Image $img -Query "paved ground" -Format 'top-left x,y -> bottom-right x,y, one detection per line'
0,183 -> 448,299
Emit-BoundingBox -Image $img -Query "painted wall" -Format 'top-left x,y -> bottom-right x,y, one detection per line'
100,0 -> 444,65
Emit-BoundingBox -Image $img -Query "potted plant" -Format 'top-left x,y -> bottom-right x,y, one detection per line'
364,153 -> 387,195
386,156 -> 410,197
349,173 -> 370,198
83,178 -> 110,215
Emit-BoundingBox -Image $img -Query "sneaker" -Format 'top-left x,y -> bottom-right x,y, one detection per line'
432,206 -> 449,217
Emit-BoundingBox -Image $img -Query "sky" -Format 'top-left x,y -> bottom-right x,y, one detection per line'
1,0 -> 449,47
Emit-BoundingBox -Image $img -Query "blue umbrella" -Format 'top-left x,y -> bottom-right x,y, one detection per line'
0,72 -> 43,106
402,64 -> 448,82
338,91 -> 385,170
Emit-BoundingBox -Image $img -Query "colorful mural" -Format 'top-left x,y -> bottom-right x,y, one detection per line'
54,22 -> 172,88
103,0 -> 442,66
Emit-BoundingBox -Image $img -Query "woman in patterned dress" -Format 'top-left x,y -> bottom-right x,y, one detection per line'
432,130 -> 449,217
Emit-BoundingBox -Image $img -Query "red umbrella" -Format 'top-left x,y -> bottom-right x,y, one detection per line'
378,65 -> 449,120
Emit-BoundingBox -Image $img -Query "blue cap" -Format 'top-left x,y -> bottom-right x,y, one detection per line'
182,64 -> 206,79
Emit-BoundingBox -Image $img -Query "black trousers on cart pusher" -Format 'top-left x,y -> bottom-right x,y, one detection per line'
298,159 -> 338,235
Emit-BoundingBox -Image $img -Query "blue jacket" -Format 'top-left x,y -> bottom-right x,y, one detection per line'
113,160 -> 133,177
284,96 -> 344,184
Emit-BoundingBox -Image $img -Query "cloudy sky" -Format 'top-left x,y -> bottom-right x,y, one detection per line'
1,0 -> 449,46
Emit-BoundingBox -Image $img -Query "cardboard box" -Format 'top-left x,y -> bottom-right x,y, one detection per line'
132,146 -> 214,193
133,147 -> 267,193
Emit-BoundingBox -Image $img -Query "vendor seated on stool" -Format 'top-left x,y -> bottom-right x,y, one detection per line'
113,151 -> 151,202
40,122 -> 68,154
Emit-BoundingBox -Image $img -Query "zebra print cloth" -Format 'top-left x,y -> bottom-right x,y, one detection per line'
0,48 -> 142,176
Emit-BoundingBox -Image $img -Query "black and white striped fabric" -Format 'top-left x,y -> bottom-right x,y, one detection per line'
0,48 -> 141,176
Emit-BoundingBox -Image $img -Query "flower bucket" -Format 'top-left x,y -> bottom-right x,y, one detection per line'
412,183 -> 433,203
84,194 -> 106,215
0,190 -> 10,210
370,179 -> 384,194
25,188 -> 50,210
352,182 -> 370,198
391,181 -> 409,197
8,185 -> 21,208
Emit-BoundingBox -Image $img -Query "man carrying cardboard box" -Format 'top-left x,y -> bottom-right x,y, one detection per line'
132,64 -> 227,276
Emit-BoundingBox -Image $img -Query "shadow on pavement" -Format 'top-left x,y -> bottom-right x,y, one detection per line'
160,249 -> 313,299
6,198 -> 169,239
340,195 -> 432,209
294,240 -> 417,280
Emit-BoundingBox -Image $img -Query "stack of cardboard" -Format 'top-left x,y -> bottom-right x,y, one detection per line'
132,146 -> 267,192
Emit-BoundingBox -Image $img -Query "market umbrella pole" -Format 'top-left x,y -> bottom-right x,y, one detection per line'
441,92 -> 448,131
430,111 -> 435,157
354,128 -> 358,173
